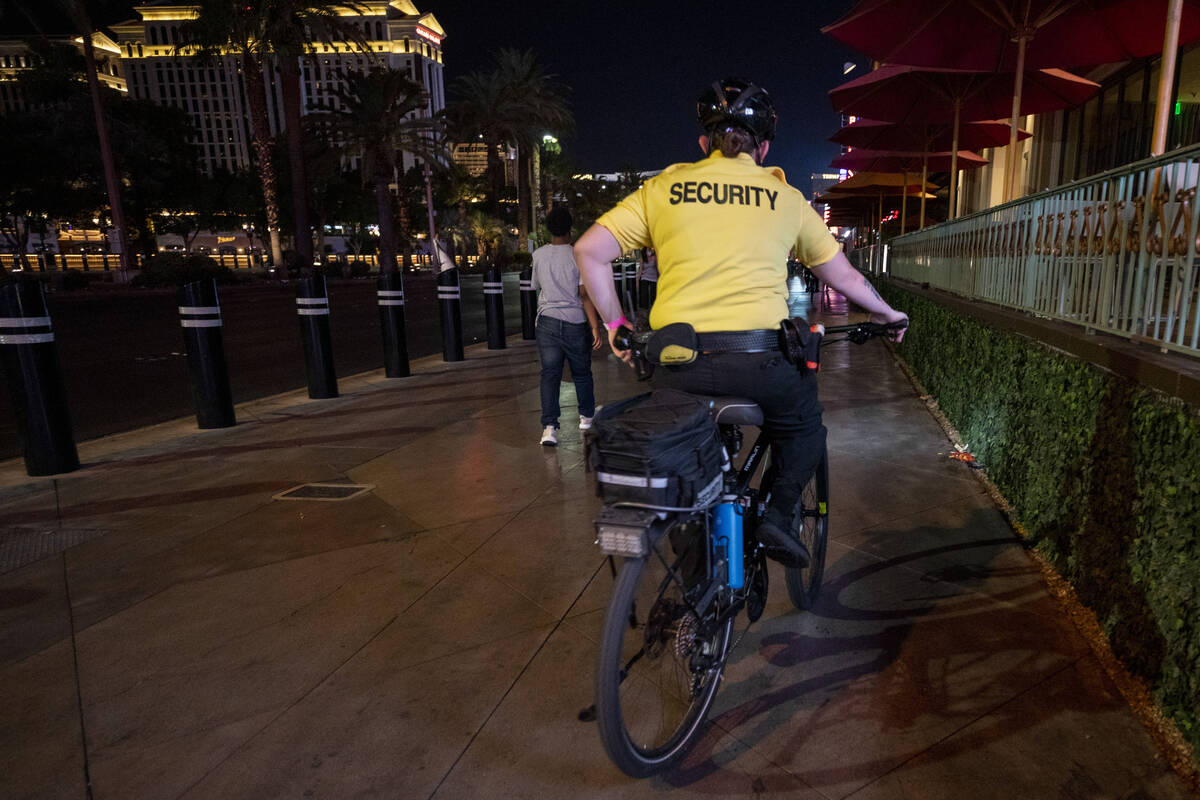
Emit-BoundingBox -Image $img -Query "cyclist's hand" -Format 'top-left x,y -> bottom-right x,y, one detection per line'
870,309 -> 909,342
592,326 -> 604,350
608,326 -> 632,363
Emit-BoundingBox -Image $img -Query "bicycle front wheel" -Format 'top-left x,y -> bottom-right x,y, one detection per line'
595,519 -> 733,778
784,444 -> 830,610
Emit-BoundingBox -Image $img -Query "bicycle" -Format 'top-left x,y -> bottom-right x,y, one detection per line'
592,319 -> 906,778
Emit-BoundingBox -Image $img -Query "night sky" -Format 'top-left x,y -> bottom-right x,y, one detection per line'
428,0 -> 864,185
84,0 -> 866,189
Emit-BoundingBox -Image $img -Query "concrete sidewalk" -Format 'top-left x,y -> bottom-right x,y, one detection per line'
0,298 -> 1192,799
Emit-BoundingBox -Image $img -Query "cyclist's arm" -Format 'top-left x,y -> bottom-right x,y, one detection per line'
575,224 -> 630,358
811,250 -> 909,341
579,284 -> 604,349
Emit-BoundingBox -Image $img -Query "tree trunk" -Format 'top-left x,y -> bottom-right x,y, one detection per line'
75,2 -> 132,276
241,50 -> 284,269
486,136 -> 502,217
279,56 -> 312,270
517,145 -> 531,253
374,166 -> 398,274
395,166 -> 412,268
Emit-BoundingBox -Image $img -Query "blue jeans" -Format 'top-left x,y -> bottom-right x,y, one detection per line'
537,316 -> 595,427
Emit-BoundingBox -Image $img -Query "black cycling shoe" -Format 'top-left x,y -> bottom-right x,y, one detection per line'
756,518 -> 810,569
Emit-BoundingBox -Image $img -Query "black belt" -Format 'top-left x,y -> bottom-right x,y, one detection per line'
695,329 -> 781,354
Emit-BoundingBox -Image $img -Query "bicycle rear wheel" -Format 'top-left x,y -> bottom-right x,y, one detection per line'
595,518 -> 733,778
785,444 -> 829,610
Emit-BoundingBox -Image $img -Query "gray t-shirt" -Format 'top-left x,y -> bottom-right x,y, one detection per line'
531,243 -> 586,324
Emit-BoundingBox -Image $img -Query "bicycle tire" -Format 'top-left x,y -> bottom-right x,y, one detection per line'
595,520 -> 733,778
784,444 -> 829,610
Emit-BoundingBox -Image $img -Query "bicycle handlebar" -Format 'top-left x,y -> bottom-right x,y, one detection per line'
817,320 -> 908,346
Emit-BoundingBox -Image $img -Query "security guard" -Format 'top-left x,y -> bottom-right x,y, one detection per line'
575,78 -> 908,567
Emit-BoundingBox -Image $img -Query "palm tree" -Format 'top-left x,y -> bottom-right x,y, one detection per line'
181,0 -> 284,268
446,49 -> 572,251
313,67 -> 441,274
249,0 -> 370,271
493,49 -> 572,251
11,0 -> 134,274
446,71 -> 510,219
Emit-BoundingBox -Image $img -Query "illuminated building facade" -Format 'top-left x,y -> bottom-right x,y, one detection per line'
108,0 -> 445,174
0,32 -> 127,114
450,141 -> 518,186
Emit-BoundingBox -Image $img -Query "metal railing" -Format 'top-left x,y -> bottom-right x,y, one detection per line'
887,142 -> 1200,358
0,251 -> 464,274
852,244 -> 889,276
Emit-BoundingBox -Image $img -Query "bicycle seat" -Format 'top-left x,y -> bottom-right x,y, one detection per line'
709,397 -> 763,426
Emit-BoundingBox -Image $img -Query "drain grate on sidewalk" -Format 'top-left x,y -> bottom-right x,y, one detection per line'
273,483 -> 375,502
0,527 -> 108,574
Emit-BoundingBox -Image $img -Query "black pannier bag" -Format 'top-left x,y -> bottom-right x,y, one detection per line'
588,389 -> 727,508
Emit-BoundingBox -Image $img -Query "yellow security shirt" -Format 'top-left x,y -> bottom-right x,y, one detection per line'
597,151 -> 840,332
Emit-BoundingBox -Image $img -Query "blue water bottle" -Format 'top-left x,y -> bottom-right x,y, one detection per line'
713,501 -> 744,589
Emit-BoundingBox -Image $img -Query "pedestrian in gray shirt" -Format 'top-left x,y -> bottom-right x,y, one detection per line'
532,205 -> 602,446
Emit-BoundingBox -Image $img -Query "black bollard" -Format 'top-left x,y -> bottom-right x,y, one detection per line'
178,279 -> 236,429
520,267 -> 536,340
483,266 -> 506,350
377,270 -> 410,378
295,273 -> 338,398
0,277 -> 79,475
612,260 -> 625,305
624,260 -> 638,310
437,267 -> 465,362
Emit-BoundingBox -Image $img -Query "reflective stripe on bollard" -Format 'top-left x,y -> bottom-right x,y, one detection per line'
296,297 -> 330,315
0,316 -> 54,344
178,306 -> 222,327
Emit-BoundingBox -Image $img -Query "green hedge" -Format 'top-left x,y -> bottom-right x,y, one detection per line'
137,253 -> 234,288
880,281 -> 1200,757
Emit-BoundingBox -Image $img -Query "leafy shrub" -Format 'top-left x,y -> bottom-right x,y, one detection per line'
349,260 -> 371,278
138,253 -> 233,288
879,280 -> 1200,761
509,250 -> 532,270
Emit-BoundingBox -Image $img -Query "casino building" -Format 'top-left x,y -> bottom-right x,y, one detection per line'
0,32 -> 127,114
108,0 -> 446,175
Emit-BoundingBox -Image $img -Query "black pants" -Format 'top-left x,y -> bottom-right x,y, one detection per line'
652,350 -> 825,523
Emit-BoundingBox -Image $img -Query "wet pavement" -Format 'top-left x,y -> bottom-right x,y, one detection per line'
0,287 -> 1191,799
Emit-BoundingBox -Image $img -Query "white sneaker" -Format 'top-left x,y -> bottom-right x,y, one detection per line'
540,425 -> 558,447
579,415 -> 594,431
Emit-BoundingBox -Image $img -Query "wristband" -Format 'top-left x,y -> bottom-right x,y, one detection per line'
605,315 -> 630,331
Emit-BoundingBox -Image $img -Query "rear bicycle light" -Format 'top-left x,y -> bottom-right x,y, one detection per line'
594,507 -> 660,557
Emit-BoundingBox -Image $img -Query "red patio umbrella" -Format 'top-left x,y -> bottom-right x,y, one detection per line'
830,150 -> 987,230
831,149 -> 989,173
831,118 -> 1031,152
824,0 -> 1200,199
823,0 -> 1200,73
829,65 -> 1098,215
821,173 -> 939,239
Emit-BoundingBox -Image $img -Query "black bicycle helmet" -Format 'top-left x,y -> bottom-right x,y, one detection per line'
696,78 -> 778,142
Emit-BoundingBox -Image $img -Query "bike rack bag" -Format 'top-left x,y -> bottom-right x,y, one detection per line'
588,389 -> 725,508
